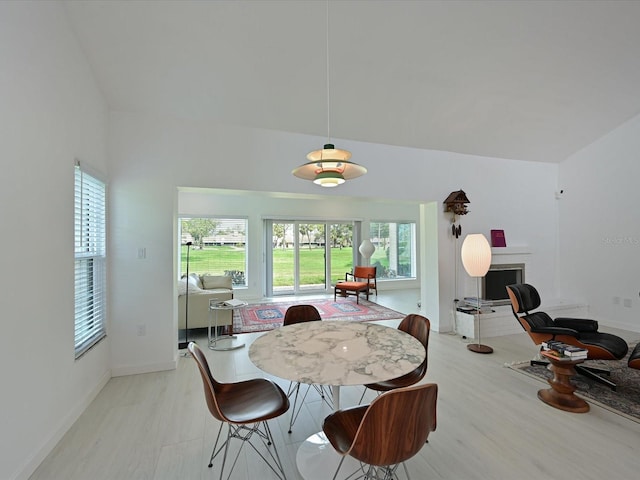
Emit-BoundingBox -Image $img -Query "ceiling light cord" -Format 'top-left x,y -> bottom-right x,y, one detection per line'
326,0 -> 331,145
291,0 -> 366,186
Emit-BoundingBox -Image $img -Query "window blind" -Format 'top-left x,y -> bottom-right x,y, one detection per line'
74,162 -> 106,358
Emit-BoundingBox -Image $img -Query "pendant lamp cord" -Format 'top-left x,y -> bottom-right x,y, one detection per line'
325,0 -> 331,144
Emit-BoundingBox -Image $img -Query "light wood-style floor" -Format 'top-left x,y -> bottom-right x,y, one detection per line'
30,290 -> 640,480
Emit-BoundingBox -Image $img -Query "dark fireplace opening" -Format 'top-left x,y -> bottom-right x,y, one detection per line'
482,263 -> 524,305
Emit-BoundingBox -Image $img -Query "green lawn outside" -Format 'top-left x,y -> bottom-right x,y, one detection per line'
181,245 -> 383,286
181,245 -> 246,273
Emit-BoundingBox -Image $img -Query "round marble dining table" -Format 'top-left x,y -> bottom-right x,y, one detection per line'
248,320 -> 426,480
249,320 -> 425,407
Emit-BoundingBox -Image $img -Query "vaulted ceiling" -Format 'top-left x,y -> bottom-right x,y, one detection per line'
63,0 -> 640,163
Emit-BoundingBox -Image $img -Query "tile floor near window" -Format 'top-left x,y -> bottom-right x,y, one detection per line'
30,290 -> 640,480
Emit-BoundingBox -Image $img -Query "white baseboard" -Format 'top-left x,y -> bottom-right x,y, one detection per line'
111,359 -> 178,377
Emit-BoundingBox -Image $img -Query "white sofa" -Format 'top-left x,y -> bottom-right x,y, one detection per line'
178,273 -> 233,331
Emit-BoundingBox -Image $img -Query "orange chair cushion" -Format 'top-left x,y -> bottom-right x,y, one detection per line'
336,281 -> 368,292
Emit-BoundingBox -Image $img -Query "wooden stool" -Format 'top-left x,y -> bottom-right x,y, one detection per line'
538,350 -> 589,413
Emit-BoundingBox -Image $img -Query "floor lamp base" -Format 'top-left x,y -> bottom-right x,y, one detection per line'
467,343 -> 493,354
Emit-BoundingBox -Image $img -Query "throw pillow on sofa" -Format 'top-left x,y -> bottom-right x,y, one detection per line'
178,274 -> 204,295
201,274 -> 232,290
188,272 -> 204,288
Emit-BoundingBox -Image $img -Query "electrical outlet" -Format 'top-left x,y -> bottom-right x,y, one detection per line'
137,324 -> 146,336
613,296 -> 620,305
623,298 -> 632,308
137,247 -> 146,259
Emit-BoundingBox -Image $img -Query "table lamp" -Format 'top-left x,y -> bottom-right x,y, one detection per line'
461,233 -> 493,354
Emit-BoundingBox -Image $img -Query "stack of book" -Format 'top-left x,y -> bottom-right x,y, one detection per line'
459,297 -> 494,314
541,340 -> 588,360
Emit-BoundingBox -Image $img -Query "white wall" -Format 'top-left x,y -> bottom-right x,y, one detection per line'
0,3 -> 109,479
559,113 -> 640,332
107,111 -> 560,376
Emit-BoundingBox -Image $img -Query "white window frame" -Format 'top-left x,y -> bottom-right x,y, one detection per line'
178,217 -> 248,286
74,161 -> 106,358
369,221 -> 417,279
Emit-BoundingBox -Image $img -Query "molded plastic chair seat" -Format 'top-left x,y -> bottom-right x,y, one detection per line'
283,304 -> 322,325
214,379 -> 290,423
323,383 -> 438,480
359,314 -> 430,403
188,342 -> 289,480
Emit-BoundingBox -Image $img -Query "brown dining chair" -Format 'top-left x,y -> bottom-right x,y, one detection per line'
188,342 -> 289,480
323,383 -> 438,480
282,304 -> 332,433
359,314 -> 430,404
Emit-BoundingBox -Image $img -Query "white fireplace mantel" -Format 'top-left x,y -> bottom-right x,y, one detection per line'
491,246 -> 530,256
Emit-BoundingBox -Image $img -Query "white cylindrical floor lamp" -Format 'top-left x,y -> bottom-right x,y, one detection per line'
461,233 -> 493,354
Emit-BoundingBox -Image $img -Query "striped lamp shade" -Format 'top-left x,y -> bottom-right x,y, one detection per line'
461,234 -> 492,277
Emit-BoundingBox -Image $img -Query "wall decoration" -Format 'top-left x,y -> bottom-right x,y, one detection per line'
444,190 -> 470,238
491,229 -> 506,247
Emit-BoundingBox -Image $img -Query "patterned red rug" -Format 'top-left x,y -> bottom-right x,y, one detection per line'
233,298 -> 404,334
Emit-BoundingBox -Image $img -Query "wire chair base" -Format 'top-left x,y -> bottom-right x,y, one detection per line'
333,457 -> 410,480
208,420 -> 286,480
287,381 -> 333,433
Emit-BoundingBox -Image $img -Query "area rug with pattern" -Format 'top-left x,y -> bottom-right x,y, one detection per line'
508,342 -> 640,423
233,298 -> 404,334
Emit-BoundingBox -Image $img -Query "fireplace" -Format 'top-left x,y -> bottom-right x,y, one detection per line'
482,263 -> 524,306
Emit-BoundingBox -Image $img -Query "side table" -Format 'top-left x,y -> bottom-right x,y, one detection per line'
538,350 -> 589,413
208,299 -> 247,351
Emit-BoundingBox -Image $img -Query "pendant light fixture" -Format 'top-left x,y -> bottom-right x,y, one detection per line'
292,1 -> 367,187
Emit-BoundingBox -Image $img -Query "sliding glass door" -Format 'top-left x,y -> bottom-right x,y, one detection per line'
271,222 -> 295,294
329,223 -> 354,285
298,223 -> 326,292
267,221 -> 354,296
